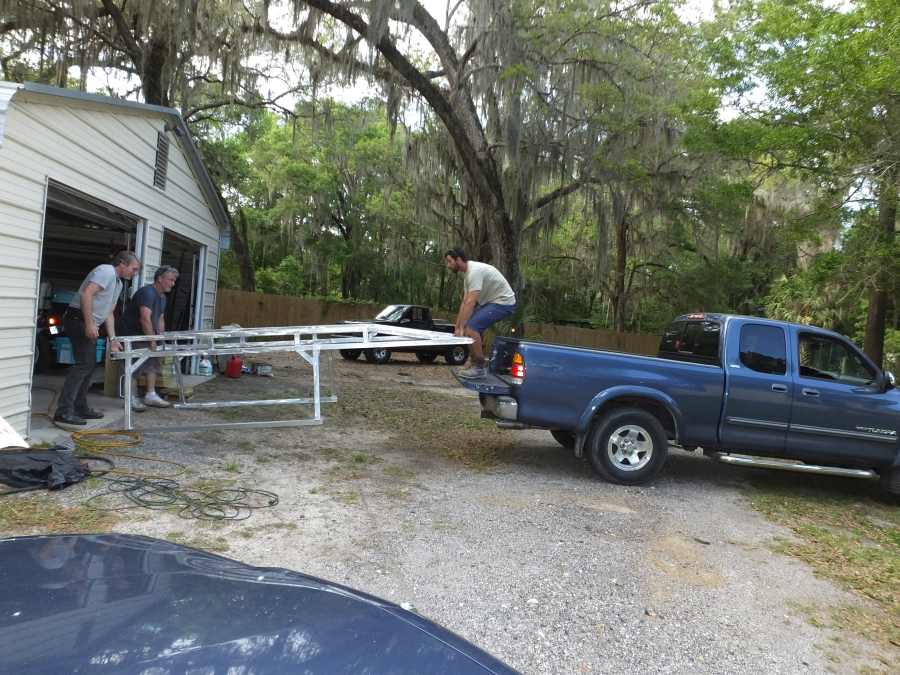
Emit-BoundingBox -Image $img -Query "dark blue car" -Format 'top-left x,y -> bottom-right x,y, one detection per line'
0,533 -> 518,674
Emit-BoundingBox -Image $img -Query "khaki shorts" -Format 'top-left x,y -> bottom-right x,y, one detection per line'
132,341 -> 162,376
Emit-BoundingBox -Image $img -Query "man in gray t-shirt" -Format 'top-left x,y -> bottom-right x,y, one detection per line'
445,247 -> 517,378
54,251 -> 141,429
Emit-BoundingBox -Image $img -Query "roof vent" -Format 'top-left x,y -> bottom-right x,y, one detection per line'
153,131 -> 169,189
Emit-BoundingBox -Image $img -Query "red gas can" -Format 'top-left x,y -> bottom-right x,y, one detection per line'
225,355 -> 244,378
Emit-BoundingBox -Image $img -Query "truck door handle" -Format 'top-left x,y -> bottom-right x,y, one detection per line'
802,388 -> 820,397
771,384 -> 788,393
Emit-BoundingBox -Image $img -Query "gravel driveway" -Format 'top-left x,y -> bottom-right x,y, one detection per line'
24,352 -> 892,673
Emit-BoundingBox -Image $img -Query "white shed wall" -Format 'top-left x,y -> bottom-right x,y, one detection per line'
0,89 -> 222,435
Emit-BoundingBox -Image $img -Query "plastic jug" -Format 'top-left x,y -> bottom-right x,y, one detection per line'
198,357 -> 213,376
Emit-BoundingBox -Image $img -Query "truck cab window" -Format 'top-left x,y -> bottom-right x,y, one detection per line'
658,320 -> 721,365
739,324 -> 786,375
798,334 -> 875,385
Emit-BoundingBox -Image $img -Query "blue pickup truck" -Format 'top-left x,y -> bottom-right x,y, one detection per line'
457,313 -> 900,498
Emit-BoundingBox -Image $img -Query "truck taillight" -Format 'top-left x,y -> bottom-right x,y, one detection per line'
511,352 -> 525,379
48,316 -> 58,326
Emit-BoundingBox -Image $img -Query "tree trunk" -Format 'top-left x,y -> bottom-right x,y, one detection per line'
863,168 -> 898,367
234,208 -> 256,292
611,189 -> 629,333
142,37 -> 169,106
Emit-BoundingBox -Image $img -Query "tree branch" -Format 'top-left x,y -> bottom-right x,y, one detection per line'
99,0 -> 143,65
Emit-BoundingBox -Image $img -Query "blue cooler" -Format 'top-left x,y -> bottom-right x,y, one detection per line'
52,337 -> 106,364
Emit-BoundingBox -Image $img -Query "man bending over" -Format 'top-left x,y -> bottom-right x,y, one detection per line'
445,247 -> 517,378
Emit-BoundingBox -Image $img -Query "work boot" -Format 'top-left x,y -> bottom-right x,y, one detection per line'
457,365 -> 486,379
53,413 -> 86,429
144,392 -> 172,408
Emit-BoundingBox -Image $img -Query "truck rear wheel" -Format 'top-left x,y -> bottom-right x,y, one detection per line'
364,347 -> 391,364
587,408 -> 667,485
340,349 -> 361,361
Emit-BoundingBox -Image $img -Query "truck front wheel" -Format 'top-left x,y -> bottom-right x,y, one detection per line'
587,408 -> 667,484
879,466 -> 900,503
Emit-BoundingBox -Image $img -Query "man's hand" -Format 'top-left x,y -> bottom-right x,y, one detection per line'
454,326 -> 465,337
85,321 -> 99,340
109,338 -> 122,353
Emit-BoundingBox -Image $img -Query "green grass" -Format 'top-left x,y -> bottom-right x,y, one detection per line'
748,482 -> 900,656
0,494 -> 119,534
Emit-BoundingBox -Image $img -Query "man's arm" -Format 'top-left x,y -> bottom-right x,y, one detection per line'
454,290 -> 480,336
104,312 -> 121,352
80,282 -> 102,340
139,306 -> 158,349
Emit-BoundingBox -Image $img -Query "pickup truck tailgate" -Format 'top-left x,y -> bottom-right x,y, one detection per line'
452,371 -> 512,395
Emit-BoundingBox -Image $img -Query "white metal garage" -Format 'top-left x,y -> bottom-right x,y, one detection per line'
0,81 -> 229,437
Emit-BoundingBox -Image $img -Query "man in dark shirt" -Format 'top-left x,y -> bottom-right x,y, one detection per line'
122,265 -> 179,411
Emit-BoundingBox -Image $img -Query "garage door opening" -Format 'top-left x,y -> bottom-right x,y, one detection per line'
30,181 -> 143,439
160,229 -> 204,333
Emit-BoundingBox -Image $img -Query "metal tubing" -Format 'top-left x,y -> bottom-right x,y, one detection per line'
110,324 -> 472,434
173,396 -> 338,410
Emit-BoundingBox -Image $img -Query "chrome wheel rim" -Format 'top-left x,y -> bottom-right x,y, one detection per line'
606,424 -> 653,471
373,348 -> 388,360
451,346 -> 466,361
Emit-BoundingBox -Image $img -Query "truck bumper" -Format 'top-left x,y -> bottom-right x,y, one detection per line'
480,395 -> 519,421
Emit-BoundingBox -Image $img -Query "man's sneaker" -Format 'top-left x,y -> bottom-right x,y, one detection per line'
144,392 -> 172,408
131,397 -> 147,413
457,365 -> 486,379
76,408 -> 104,420
53,413 -> 86,429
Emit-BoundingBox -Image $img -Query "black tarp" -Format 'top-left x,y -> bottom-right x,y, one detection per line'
0,448 -> 108,494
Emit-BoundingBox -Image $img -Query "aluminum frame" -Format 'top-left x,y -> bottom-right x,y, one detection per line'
110,323 -> 472,433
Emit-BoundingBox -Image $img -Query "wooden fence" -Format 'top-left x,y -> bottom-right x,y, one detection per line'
215,289 -> 661,355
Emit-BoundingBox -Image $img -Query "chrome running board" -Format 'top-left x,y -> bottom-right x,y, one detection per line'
717,453 -> 877,480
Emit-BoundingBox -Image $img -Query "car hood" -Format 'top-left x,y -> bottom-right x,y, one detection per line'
0,533 -> 516,674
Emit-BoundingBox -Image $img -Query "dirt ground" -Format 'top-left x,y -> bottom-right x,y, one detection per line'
5,351 -> 898,674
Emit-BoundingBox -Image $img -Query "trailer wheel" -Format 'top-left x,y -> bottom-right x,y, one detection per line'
587,407 -> 667,484
416,352 -> 438,364
364,347 -> 391,364
340,349 -> 362,361
550,430 -> 575,450
445,345 -> 468,365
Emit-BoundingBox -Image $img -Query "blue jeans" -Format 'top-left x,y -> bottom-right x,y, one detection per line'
466,303 -> 516,334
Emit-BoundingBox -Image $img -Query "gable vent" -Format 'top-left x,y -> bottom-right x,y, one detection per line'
153,131 -> 169,189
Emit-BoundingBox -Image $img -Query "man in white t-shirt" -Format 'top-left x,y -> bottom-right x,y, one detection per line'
53,251 -> 141,430
445,247 -> 517,378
